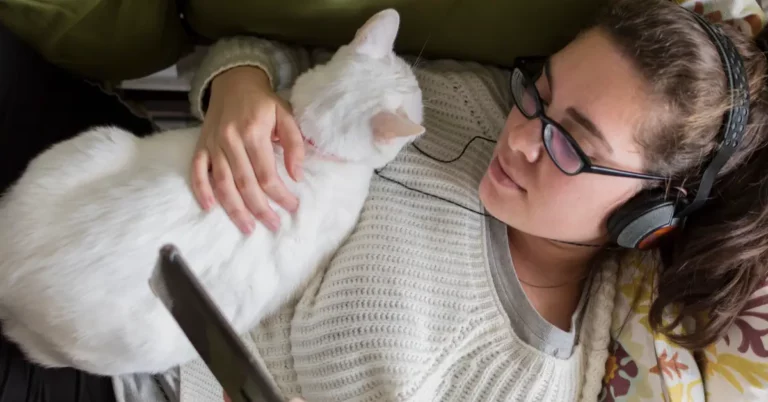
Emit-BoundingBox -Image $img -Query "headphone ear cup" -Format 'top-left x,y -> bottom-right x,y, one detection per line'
607,190 -> 680,249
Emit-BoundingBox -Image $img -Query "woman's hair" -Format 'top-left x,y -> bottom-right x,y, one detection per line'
595,0 -> 768,349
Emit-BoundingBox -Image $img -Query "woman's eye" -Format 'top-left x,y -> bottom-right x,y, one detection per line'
535,79 -> 551,100
567,129 -> 599,161
538,89 -> 551,103
581,144 -> 600,162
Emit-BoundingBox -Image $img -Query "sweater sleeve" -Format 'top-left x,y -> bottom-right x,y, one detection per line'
188,36 -> 312,120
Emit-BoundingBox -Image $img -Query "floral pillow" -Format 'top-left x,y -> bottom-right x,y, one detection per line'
600,260 -> 768,401
676,0 -> 766,36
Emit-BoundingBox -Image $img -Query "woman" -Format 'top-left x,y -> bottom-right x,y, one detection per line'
168,0 -> 768,400
0,0 -> 765,401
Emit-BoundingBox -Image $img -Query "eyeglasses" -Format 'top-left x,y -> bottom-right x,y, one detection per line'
509,65 -> 665,181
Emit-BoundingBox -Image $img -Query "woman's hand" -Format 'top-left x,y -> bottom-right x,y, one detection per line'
192,66 -> 305,234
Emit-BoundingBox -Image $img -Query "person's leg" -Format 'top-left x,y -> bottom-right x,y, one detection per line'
0,22 -> 155,195
0,21 -> 155,402
0,339 -> 117,402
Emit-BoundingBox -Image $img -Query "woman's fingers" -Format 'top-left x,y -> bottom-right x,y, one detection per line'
276,107 -> 305,182
244,125 -> 299,214
195,66 -> 305,234
211,148 -> 255,234
191,147 -> 215,210
220,127 -> 283,232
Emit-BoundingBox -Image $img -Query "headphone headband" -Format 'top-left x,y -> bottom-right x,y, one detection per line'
607,10 -> 750,249
678,11 -> 750,218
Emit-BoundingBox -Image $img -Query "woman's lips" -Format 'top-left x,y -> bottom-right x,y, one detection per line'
489,156 -> 526,193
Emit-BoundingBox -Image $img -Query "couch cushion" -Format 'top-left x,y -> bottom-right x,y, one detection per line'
184,0 -> 611,68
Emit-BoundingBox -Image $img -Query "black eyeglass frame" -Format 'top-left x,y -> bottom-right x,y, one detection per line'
509,59 -> 666,181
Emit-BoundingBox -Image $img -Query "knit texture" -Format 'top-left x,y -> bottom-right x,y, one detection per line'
179,37 -> 617,402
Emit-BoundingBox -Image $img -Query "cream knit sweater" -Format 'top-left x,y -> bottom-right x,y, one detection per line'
147,37 -> 617,402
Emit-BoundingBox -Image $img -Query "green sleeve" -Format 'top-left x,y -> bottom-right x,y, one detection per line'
189,36 -> 312,120
0,0 -> 189,81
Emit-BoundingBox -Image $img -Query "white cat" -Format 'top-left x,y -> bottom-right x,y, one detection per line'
0,9 -> 424,376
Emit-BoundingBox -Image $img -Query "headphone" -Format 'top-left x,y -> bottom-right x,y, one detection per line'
606,10 -> 750,250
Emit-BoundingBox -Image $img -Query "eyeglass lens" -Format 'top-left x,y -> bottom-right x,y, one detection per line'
511,69 -> 584,174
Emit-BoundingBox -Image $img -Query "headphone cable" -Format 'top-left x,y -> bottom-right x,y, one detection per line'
374,137 -> 605,248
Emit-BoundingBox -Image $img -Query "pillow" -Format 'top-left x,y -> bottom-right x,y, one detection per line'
676,0 -> 766,36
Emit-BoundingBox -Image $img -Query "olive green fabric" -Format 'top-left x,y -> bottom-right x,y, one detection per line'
0,0 -> 609,81
0,0 -> 189,80
184,0 -> 610,68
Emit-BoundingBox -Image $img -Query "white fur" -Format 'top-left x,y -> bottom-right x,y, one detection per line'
0,9 -> 422,376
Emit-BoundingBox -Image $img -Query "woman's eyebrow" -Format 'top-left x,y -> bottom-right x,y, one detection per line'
565,107 -> 613,153
546,58 -> 614,154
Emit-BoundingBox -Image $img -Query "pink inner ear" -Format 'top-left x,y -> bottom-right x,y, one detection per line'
351,9 -> 400,58
371,110 -> 425,142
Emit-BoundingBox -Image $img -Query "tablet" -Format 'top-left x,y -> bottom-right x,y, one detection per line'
149,244 -> 282,402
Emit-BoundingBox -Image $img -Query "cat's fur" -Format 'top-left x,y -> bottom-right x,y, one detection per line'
0,9 -> 424,376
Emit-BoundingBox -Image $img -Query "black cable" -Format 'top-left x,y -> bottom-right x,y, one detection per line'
374,135 -> 496,218
373,171 -> 493,217
374,137 -> 604,248
375,135 -> 497,216
410,135 -> 497,163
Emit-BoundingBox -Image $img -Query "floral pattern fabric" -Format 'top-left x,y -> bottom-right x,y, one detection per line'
600,257 -> 768,401
677,0 -> 766,35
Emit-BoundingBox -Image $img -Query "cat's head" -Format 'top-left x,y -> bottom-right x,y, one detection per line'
289,9 -> 425,168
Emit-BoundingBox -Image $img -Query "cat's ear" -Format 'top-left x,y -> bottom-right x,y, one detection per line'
371,108 -> 425,143
350,9 -> 400,59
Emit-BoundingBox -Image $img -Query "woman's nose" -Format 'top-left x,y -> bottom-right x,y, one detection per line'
506,115 -> 543,164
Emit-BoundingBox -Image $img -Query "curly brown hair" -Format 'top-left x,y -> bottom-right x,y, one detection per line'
594,0 -> 768,349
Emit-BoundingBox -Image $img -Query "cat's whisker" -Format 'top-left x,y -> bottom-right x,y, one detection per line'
411,34 -> 432,70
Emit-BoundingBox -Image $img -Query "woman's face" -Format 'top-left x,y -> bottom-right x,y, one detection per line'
479,28 -> 655,244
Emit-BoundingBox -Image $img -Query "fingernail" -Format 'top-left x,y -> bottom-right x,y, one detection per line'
202,196 -> 215,210
266,216 -> 280,232
207,196 -> 216,207
241,221 -> 255,235
288,200 -> 299,213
